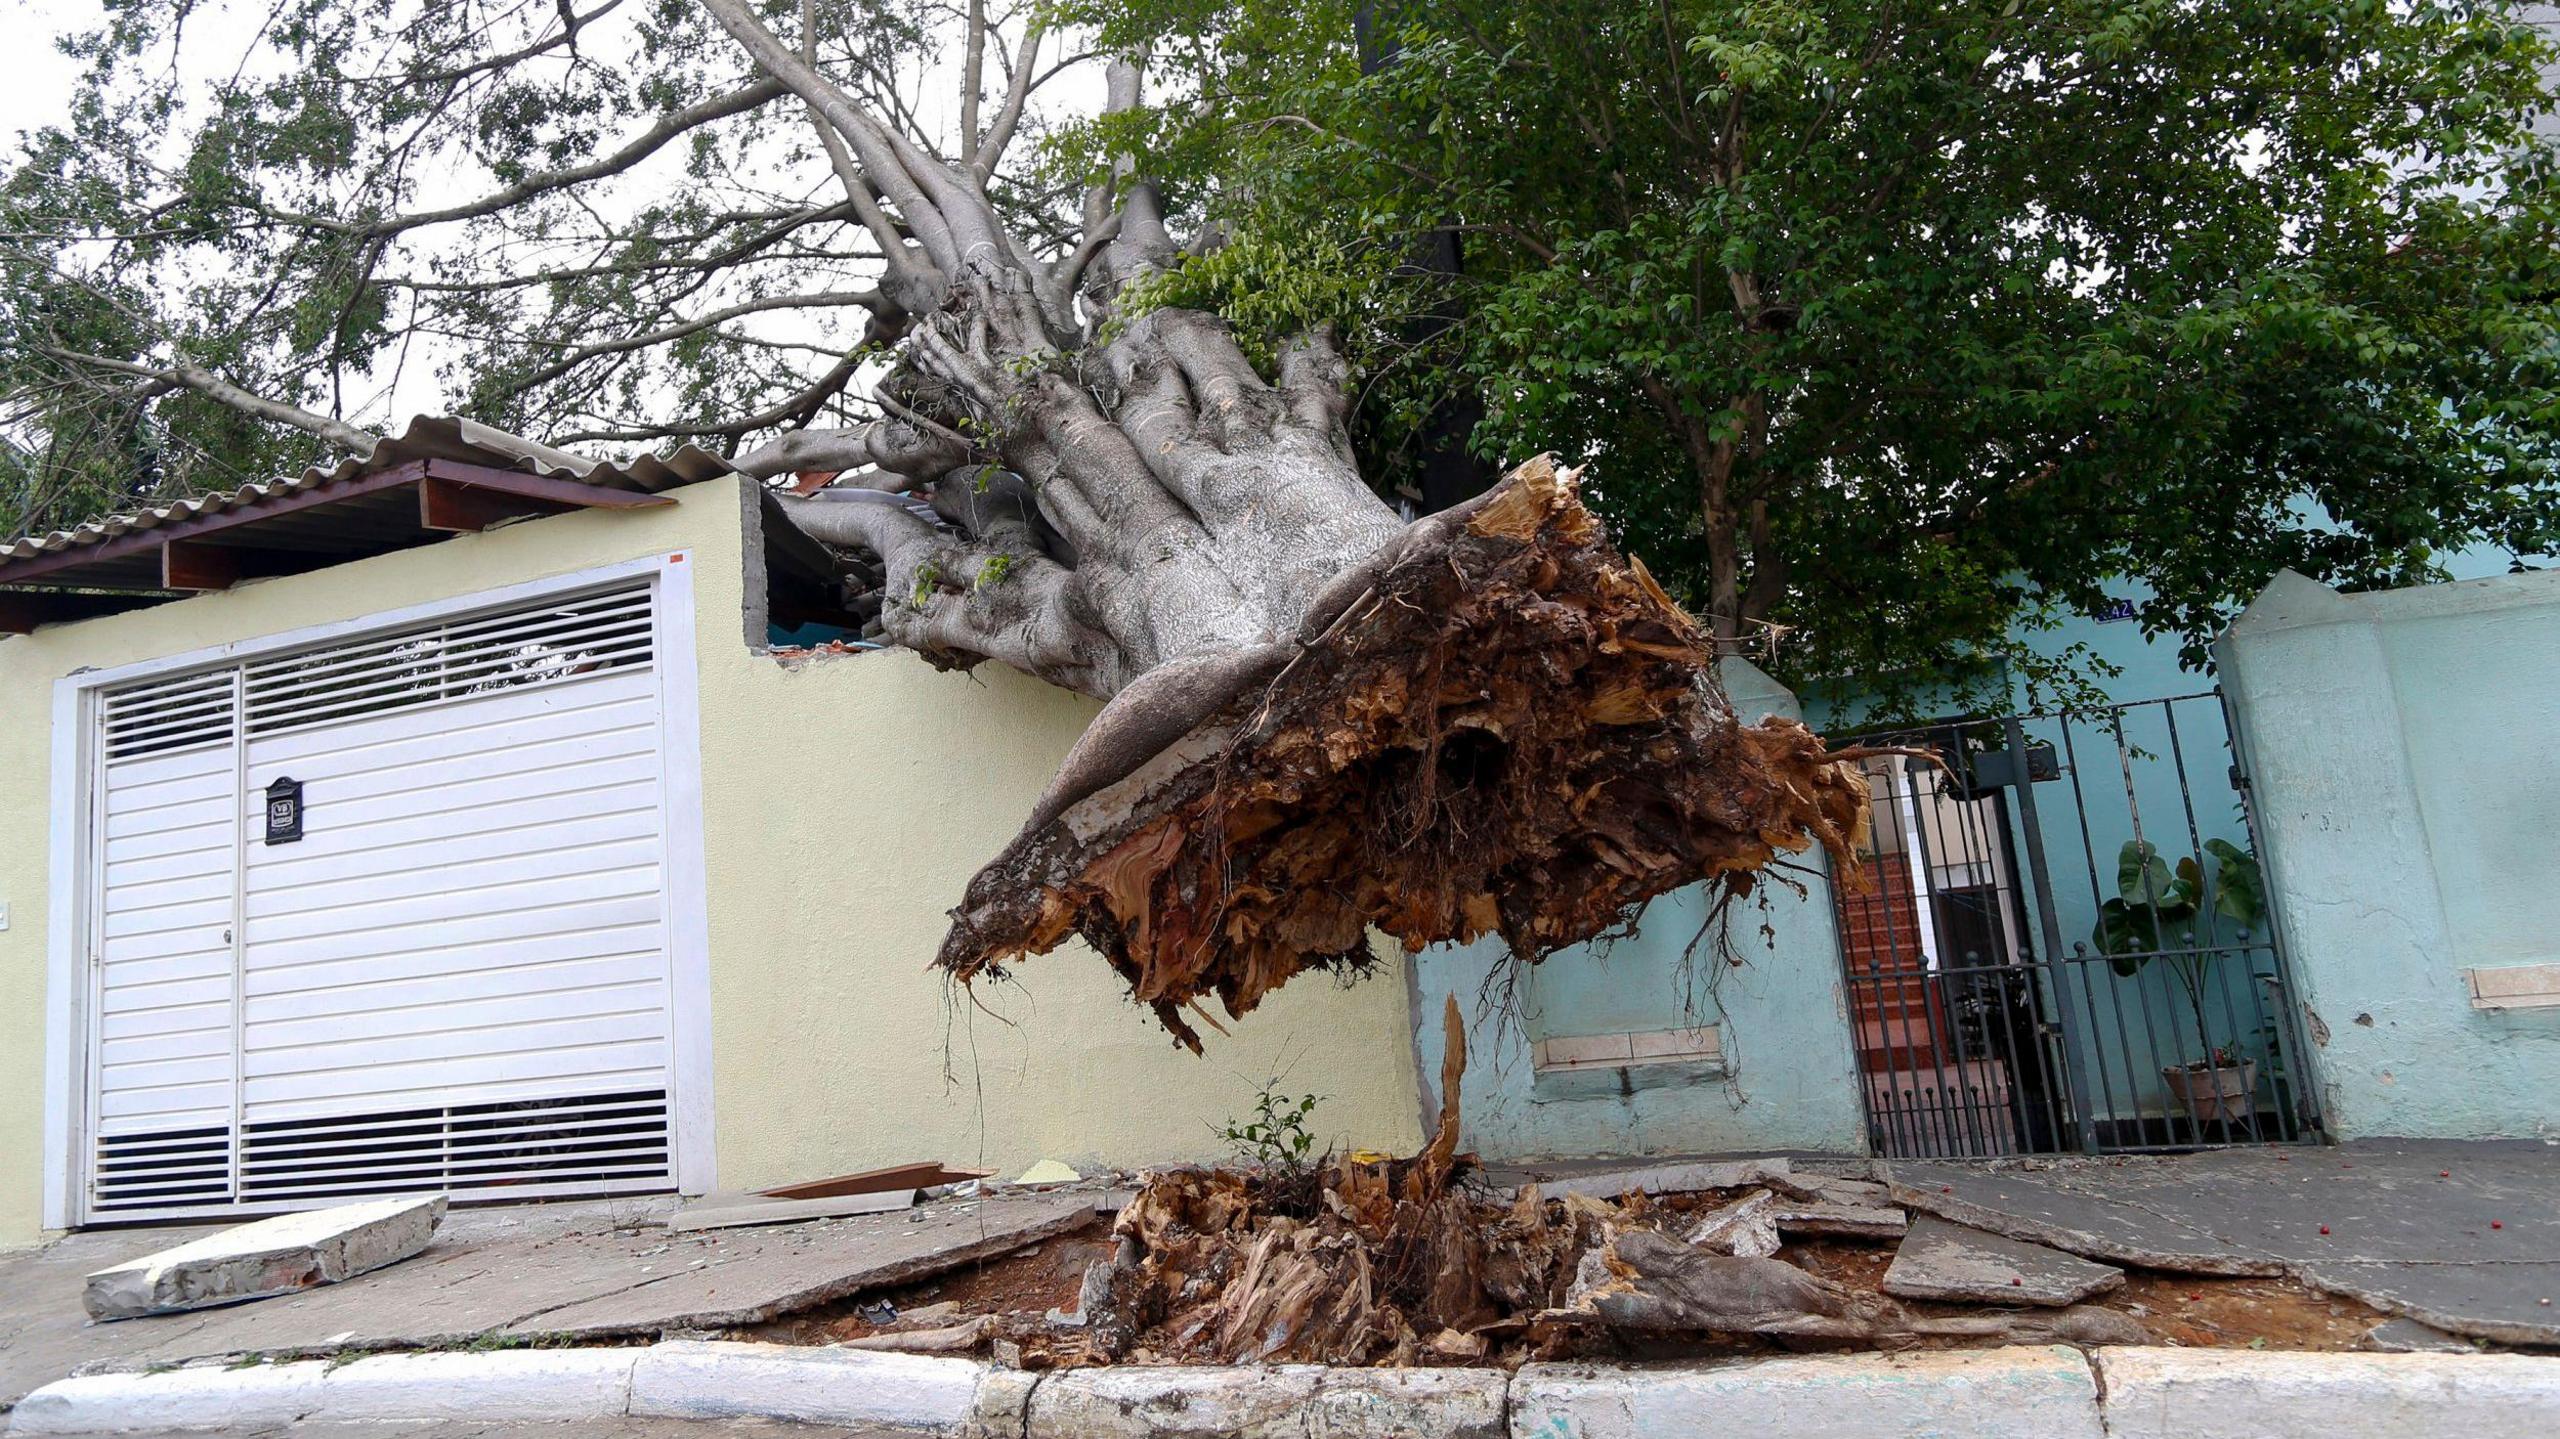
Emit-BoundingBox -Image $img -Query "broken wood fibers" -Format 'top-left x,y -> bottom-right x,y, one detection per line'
1071,998 -> 2144,1367
938,455 -> 1872,1049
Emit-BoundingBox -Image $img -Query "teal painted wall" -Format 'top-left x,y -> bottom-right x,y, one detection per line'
1792,540 -> 2543,1135
1406,660 -> 1869,1161
2217,567 -> 2560,1140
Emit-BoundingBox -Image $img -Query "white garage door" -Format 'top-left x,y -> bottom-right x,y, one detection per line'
84,579 -> 683,1221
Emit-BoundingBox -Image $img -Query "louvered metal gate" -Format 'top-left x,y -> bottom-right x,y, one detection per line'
84,580 -> 681,1221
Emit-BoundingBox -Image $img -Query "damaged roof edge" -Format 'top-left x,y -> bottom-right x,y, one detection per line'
3,413 -> 738,564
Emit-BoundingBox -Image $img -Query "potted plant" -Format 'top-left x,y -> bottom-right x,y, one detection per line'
2089,838 -> 2267,1130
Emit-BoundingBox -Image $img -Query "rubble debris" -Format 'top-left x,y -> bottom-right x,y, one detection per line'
85,1196 -> 444,1321
1027,997 -> 2139,1368
762,1163 -> 990,1200
670,1188 -> 919,1233
1683,1191 -> 1781,1258
1015,1161 -> 1084,1187
836,1314 -> 995,1352
1881,1217 -> 2125,1308
1569,1229 -> 1904,1339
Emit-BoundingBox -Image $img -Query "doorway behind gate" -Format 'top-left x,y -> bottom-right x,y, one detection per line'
1828,692 -> 2322,1158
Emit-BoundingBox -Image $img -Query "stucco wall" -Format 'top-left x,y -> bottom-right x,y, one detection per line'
0,476 -> 1421,1245
1407,661 -> 1869,1163
2216,567 -> 2560,1139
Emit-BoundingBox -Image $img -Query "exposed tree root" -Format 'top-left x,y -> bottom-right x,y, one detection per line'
1049,998 -> 2143,1368
937,455 -> 1872,1048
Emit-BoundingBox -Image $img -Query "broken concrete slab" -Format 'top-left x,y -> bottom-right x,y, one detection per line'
0,1193 -> 1094,1409
83,1196 -> 445,1321
1522,1157 -> 1793,1202
2358,1316 -> 2477,1353
1888,1139 -> 2560,1344
1881,1216 -> 2124,1308
665,1187 -> 917,1233
1772,1202 -> 1908,1240
1766,1172 -> 1893,1206
1682,1191 -> 1779,1258
506,1194 -> 1100,1339
2299,1260 -> 2560,1348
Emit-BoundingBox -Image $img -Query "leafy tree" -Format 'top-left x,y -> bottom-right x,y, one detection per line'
1068,0 -> 2560,705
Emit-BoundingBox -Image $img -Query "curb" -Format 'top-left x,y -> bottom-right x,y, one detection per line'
8,1341 -> 2559,1436
1511,1345 -> 2103,1439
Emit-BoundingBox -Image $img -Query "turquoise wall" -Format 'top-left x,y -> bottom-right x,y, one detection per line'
1793,541 -> 2543,1135
1406,660 -> 1869,1161
2217,568 -> 2560,1140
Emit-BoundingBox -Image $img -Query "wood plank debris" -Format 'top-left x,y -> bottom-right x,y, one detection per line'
760,1163 -> 991,1200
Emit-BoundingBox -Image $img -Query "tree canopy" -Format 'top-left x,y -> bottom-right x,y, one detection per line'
1066,0 -> 2560,700
6,1 -> 2557,709
2,0 -> 1007,535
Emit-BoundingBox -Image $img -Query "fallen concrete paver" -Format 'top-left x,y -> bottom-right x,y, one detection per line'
1771,1201 -> 1908,1239
83,1196 -> 445,1321
1881,1215 -> 2124,1307
1888,1140 -> 2560,1344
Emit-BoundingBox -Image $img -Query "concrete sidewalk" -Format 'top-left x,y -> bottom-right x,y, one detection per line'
1887,1138 -> 2560,1344
0,1193 -> 1100,1411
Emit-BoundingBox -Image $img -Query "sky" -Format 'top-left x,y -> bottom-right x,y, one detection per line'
0,1 -> 92,147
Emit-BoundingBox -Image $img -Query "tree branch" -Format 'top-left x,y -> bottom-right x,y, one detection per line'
971,19 -> 1046,180
330,79 -> 791,238
37,347 -> 374,452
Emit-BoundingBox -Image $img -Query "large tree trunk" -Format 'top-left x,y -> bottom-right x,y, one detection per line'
694,0 -> 1870,1046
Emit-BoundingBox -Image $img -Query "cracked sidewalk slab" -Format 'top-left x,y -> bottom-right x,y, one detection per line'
1887,1139 -> 2560,1344
0,1195 -> 1099,1411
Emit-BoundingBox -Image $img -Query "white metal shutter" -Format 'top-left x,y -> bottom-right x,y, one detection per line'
84,580 -> 678,1220
89,672 -> 244,1214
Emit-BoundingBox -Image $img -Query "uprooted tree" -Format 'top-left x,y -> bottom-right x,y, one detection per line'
3,0 -> 1870,1043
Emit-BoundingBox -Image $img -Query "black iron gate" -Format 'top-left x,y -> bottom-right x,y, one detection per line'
1828,691 -> 2322,1158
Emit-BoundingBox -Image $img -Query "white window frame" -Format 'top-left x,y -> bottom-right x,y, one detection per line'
41,552 -> 717,1228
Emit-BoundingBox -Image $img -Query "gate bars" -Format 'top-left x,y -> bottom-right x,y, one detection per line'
1827,691 -> 2323,1158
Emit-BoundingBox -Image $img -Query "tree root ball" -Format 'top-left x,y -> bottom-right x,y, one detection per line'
936,456 -> 1873,1049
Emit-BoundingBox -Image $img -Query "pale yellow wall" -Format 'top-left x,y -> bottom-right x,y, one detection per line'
0,477 -> 1421,1245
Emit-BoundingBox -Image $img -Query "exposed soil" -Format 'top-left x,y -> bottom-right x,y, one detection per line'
733,1221 -> 1113,1346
